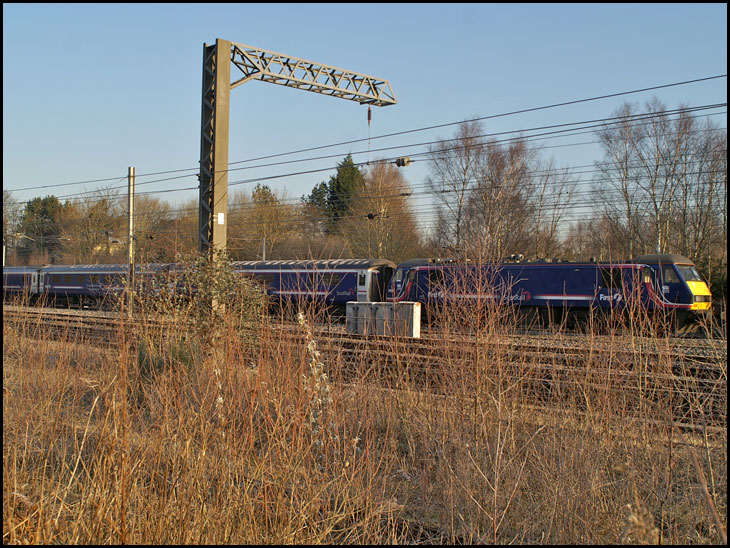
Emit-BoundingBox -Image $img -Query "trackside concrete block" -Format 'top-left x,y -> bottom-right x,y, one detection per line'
347,301 -> 421,338
346,301 -> 375,335
374,302 -> 421,338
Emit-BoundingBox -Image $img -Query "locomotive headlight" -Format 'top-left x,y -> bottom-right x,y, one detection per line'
686,281 -> 712,310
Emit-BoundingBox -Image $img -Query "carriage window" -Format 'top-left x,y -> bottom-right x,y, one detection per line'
358,273 -> 366,287
327,273 -> 343,286
256,273 -> 276,285
662,267 -> 679,284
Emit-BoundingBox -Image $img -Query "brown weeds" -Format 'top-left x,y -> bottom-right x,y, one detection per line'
3,287 -> 727,543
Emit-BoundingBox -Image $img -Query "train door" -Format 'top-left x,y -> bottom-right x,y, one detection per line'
388,267 -> 405,301
639,267 -> 655,308
598,267 -> 624,307
357,270 -> 369,302
658,264 -> 685,303
425,268 -> 446,310
377,265 -> 393,302
368,271 -> 380,302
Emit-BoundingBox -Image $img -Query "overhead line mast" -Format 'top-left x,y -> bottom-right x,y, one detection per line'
198,38 -> 397,257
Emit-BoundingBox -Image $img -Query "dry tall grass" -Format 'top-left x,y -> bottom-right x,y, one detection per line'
3,288 -> 727,544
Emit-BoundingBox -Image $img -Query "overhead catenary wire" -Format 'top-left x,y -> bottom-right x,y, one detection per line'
42,111 -> 724,220
54,163 -> 725,244
25,103 -> 728,205
6,78 -> 726,257
5,74 -> 726,195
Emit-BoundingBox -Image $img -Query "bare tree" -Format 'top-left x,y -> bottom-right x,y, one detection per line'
464,137 -> 536,259
59,188 -> 125,263
428,121 -> 575,261
427,120 -> 484,253
563,215 -> 624,262
594,98 -> 727,268
168,198 -> 200,259
228,184 -> 297,260
132,195 -> 175,262
3,190 -> 19,238
340,160 -> 421,262
3,190 -> 21,264
672,117 -> 727,266
632,98 -> 688,254
530,157 -> 575,259
593,102 -> 647,259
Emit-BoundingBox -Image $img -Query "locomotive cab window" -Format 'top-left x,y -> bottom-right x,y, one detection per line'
676,265 -> 702,282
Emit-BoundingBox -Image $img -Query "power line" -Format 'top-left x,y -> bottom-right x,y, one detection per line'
28,104 -> 729,204
5,74 -> 726,194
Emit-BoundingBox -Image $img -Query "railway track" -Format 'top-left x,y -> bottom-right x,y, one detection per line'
2,305 -> 175,346
278,324 -> 728,430
5,305 -> 726,430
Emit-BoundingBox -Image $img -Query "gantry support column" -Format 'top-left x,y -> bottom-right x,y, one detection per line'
198,38 -> 397,258
198,39 -> 231,257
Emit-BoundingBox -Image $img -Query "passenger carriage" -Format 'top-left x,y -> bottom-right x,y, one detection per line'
232,259 -> 396,312
2,266 -> 38,300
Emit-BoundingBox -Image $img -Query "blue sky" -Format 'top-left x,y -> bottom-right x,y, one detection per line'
3,3 -> 727,227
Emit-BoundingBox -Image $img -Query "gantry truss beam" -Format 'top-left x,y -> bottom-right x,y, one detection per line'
229,42 -> 397,106
198,39 -> 396,256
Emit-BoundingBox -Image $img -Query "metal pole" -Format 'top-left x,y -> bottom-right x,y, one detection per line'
198,39 -> 231,258
127,166 -> 135,319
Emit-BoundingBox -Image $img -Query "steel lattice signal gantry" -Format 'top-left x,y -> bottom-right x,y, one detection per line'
198,39 -> 397,256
